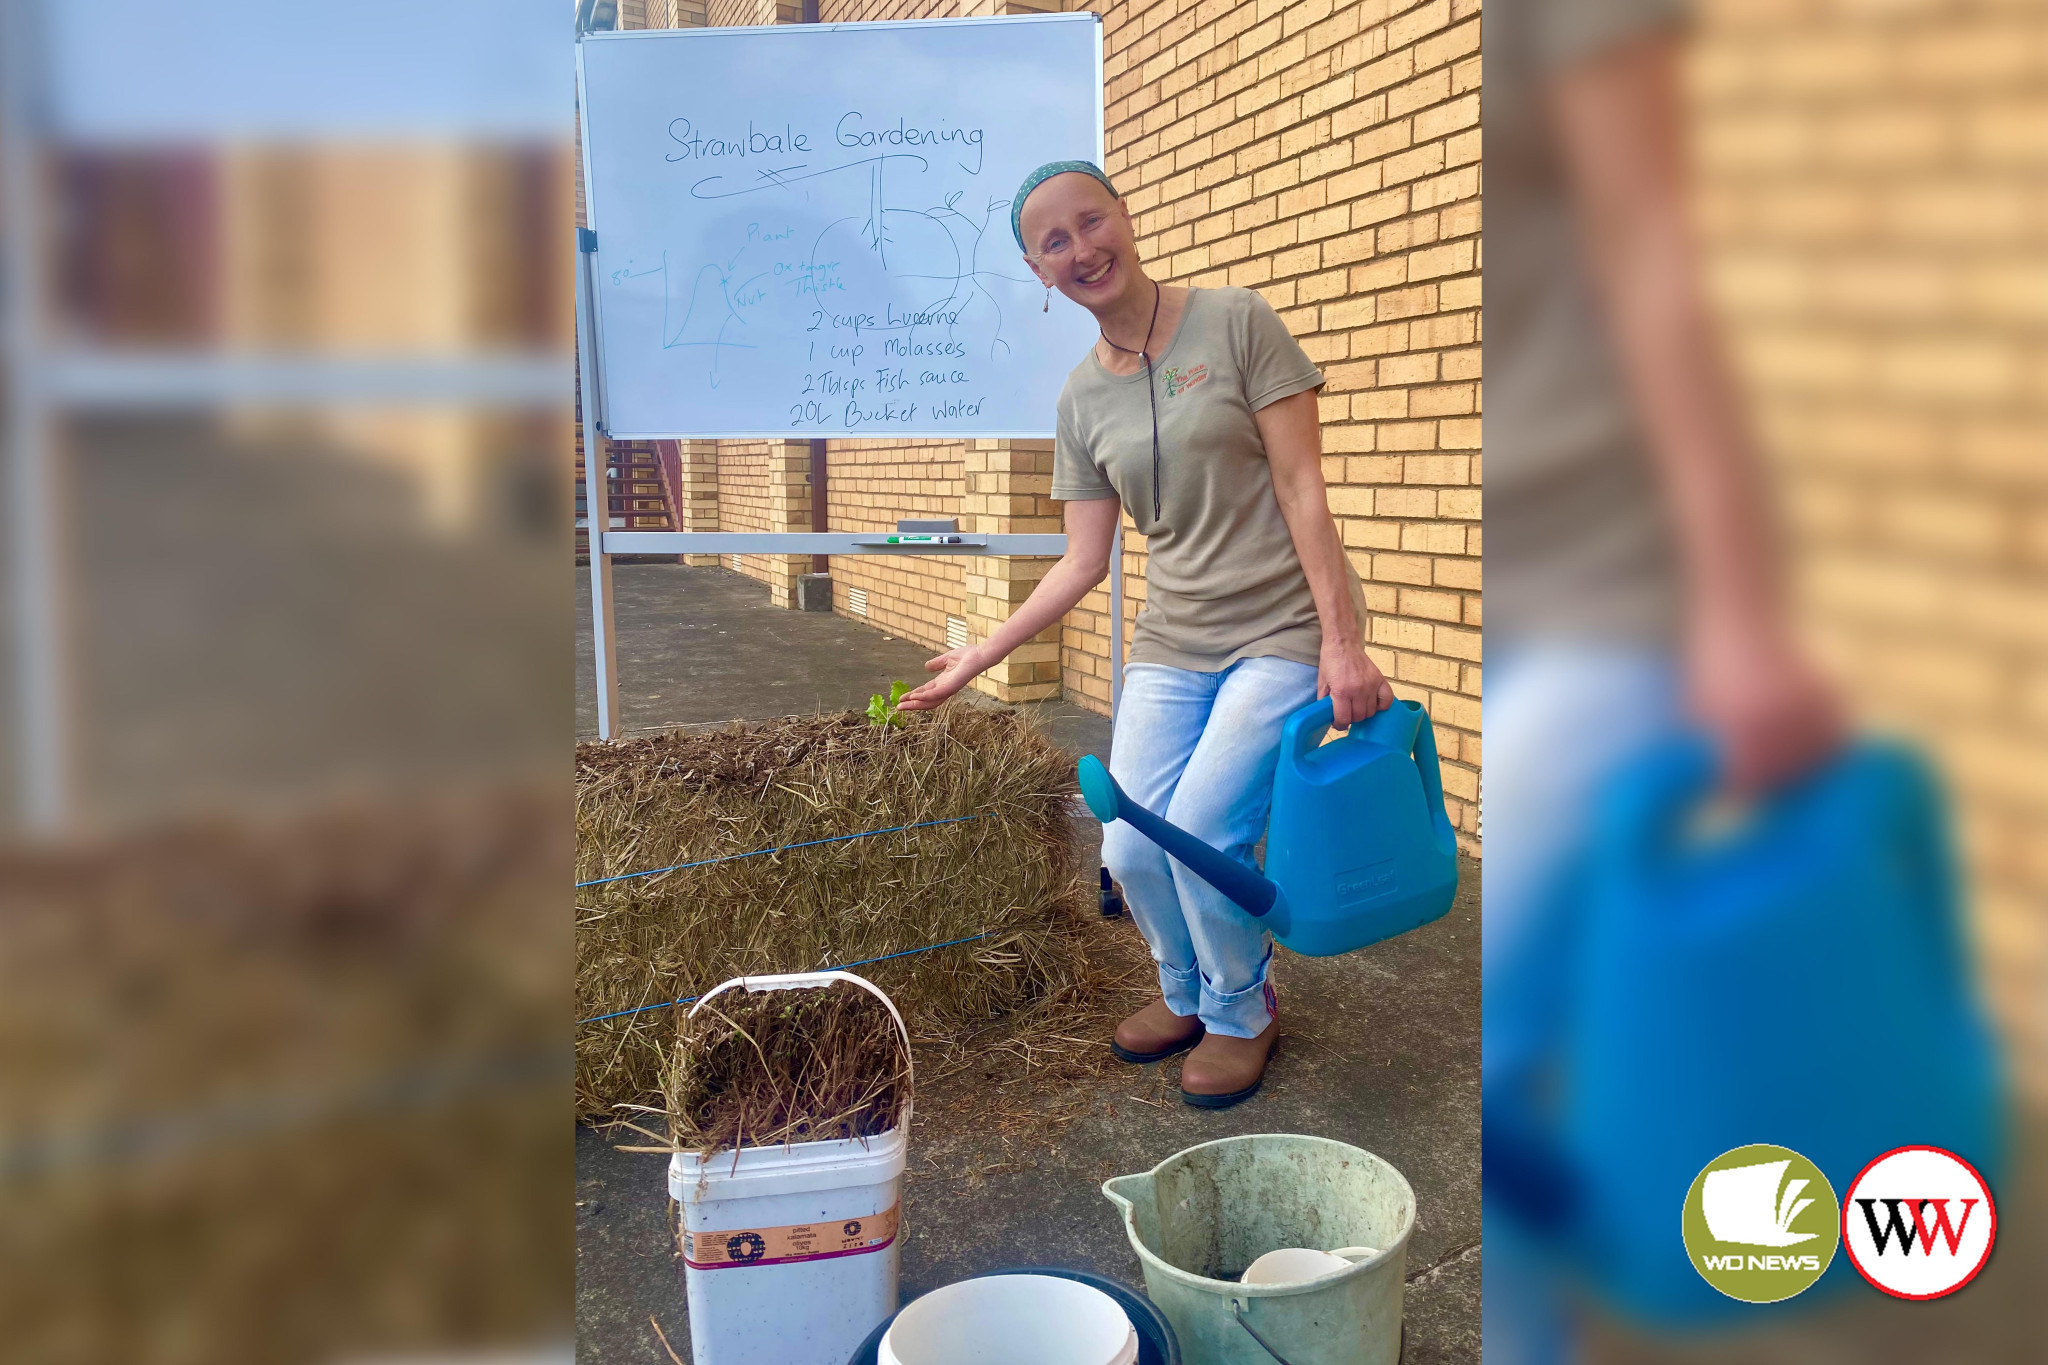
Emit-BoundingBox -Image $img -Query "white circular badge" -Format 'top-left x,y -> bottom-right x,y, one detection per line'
1841,1145 -> 1996,1300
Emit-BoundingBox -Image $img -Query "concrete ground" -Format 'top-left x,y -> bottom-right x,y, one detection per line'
575,563 -> 1481,1363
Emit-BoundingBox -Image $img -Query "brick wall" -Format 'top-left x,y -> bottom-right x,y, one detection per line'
827,438 -> 968,643
1692,3 -> 2046,1094
1076,0 -> 1485,848
602,0 -> 1486,853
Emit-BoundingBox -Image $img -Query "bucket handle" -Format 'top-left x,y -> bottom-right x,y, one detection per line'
1229,1298 -> 1405,1365
1229,1300 -> 1299,1365
687,970 -> 916,1093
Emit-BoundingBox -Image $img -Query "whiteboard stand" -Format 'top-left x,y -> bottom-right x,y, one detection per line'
1109,522 -> 1124,717
576,227 -> 622,739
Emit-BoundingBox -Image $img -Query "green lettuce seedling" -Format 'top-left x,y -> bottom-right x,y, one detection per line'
866,680 -> 912,728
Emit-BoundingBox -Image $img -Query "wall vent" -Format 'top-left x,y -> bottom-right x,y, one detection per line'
945,616 -> 970,651
848,587 -> 869,617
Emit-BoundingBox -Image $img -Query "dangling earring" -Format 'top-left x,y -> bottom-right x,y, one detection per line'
1043,286 -> 1051,313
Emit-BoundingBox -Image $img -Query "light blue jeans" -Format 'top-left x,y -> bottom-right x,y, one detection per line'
1102,656 -> 1319,1038
1482,640 -> 1682,1365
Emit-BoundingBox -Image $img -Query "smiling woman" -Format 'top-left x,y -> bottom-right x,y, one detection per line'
896,158 -> 1390,1112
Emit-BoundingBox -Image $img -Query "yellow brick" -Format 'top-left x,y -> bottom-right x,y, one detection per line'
1345,454 -> 1403,483
1408,240 -> 1474,280
1438,417 -> 1482,449
1379,351 -> 1439,386
1373,616 -> 1435,652
1399,651 -> 1462,690
1434,557 -> 1481,590
1438,488 -> 1482,519
1378,420 -> 1440,451
1372,552 -> 1434,585
1404,453 -> 1470,483
1354,388 -> 1409,420
1376,486 -> 1438,518
1385,0 -> 1450,53
1401,587 -> 1463,623
1411,383 -> 1475,417
1402,522 -> 1468,555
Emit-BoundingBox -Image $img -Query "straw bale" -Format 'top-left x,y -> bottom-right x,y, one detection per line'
576,706 -> 1121,1126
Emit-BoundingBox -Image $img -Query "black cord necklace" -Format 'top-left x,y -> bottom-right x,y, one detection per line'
1099,279 -> 1164,525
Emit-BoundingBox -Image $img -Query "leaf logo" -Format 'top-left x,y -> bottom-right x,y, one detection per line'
1702,1159 -> 1820,1247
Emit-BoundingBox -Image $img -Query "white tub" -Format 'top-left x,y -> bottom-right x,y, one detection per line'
667,972 -> 912,1365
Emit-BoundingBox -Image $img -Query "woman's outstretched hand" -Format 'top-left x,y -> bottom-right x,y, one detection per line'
1321,639 -> 1394,729
897,645 -> 990,712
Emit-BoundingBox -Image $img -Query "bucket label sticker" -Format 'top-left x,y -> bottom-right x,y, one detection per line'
683,1202 -> 899,1270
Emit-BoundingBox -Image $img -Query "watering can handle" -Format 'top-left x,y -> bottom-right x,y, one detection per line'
1285,697 -> 1456,859
1409,707 -> 1458,859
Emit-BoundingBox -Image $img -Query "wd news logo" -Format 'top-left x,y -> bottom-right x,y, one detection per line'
1842,1146 -> 1997,1300
1681,1145 -> 1839,1303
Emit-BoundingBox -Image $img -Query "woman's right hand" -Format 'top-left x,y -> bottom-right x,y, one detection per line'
896,645 -> 990,712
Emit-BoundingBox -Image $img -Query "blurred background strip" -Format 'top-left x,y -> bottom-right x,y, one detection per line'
1,2 -> 572,1361
1691,0 -> 2047,1102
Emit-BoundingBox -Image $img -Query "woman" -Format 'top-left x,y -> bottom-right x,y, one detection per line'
900,161 -> 1391,1108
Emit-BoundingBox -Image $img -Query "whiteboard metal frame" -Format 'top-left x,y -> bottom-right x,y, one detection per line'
575,13 -> 1122,740
604,532 -> 1067,556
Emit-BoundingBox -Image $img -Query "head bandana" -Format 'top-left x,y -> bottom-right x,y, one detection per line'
1011,160 -> 1121,252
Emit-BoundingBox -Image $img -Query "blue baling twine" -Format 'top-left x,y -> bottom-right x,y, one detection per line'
577,931 -> 997,1025
574,813 -> 987,888
576,810 -> 1004,1025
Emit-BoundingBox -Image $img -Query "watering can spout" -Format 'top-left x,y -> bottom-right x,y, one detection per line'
1077,756 -> 1292,934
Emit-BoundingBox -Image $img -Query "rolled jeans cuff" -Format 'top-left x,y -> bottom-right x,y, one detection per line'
1199,951 -> 1277,1039
1155,958 -> 1204,1022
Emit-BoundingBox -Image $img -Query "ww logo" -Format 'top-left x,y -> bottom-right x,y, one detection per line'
1843,1146 -> 1997,1300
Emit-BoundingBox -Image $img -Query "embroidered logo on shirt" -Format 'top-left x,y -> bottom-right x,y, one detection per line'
1162,362 -> 1209,398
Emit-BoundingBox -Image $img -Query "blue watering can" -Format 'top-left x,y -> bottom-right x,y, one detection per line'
1076,697 -> 1459,957
1484,734 -> 2006,1327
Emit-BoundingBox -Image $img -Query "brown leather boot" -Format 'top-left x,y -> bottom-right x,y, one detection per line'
1112,998 -> 1204,1064
1178,1019 -> 1278,1108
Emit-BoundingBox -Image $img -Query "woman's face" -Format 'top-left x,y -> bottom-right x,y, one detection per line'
1019,173 -> 1143,315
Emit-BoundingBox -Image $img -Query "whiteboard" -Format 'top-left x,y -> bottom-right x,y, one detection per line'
577,15 -> 1103,439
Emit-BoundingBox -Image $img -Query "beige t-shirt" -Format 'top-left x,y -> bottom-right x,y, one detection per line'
1052,285 -> 1370,672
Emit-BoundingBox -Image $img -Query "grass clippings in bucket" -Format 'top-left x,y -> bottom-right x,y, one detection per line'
662,984 -> 910,1158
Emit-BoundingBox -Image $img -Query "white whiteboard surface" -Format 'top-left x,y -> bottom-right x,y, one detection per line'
578,15 -> 1103,439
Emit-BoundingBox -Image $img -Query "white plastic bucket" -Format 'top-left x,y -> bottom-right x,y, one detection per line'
667,972 -> 914,1365
879,1274 -> 1139,1365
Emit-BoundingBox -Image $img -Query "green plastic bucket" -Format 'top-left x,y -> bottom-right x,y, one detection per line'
1102,1135 -> 1414,1365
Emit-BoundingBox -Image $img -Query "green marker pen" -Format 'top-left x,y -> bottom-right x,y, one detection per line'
886,534 -> 963,544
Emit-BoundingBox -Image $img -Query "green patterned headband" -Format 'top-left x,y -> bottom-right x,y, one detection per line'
1011,160 -> 1121,252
